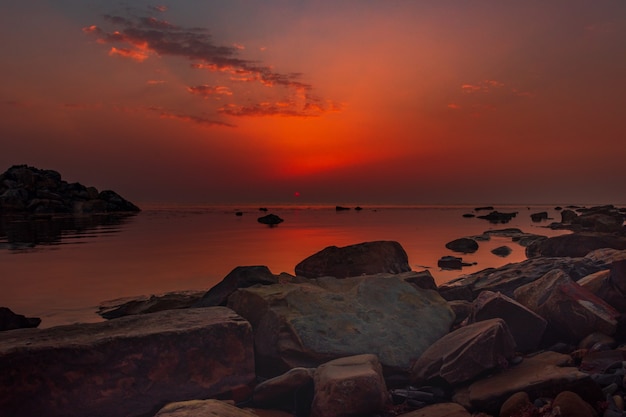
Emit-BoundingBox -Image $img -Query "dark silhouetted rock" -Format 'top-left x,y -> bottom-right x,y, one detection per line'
410,318 -> 516,386
311,354 -> 388,417
464,351 -> 602,415
491,246 -> 512,257
335,205 -> 350,211
228,275 -> 454,376
235,211 -> 243,216
561,209 -> 578,223
513,269 -> 620,343
476,211 -> 517,224
438,255 -> 463,270
526,232 -> 626,258
295,240 -> 411,278
475,206 -> 494,211
0,307 -> 255,417
465,291 -> 547,352
0,165 -> 139,215
354,206 -> 363,211
253,367 -> 315,410
0,307 -> 41,331
194,265 -> 278,307
257,213 -> 284,226
530,211 -> 548,222
462,213 -> 475,218
445,237 -> 479,254
401,269 -> 437,291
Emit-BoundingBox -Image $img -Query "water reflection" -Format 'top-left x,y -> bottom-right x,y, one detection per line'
0,213 -> 138,250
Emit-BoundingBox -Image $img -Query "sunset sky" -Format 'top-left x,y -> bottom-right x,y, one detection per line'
1,1 -> 625,205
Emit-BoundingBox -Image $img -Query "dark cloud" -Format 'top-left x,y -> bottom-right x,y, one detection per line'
83,9 -> 341,122
146,107 -> 235,127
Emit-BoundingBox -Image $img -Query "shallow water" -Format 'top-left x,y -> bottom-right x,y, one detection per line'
0,204 -> 569,327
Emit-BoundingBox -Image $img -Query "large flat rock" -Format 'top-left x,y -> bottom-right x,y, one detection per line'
228,274 -> 454,377
0,307 -> 255,417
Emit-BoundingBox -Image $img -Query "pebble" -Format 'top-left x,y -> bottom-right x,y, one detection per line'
614,395 -> 624,411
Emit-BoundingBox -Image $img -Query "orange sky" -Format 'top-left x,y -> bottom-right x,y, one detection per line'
1,1 -> 625,205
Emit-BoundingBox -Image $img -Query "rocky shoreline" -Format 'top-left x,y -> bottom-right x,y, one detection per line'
1,205 -> 626,417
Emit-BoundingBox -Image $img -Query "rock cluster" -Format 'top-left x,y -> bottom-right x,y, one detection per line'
0,164 -> 140,215
3,224 -> 626,417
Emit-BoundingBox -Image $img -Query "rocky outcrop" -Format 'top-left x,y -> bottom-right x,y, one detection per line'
294,241 -> 411,278
526,232 -> 626,258
193,266 -> 278,307
311,354 -> 388,417
410,318 -> 517,387
97,290 -> 205,319
0,164 -> 140,215
227,274 -> 454,376
0,307 -> 255,417
0,306 -> 41,331
513,269 -> 620,343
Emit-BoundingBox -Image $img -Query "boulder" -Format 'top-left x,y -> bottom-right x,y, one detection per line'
445,238 -> 479,254
193,266 -> 278,307
396,402 -> 470,417
400,270 -> 437,291
499,392 -> 533,417
311,354 -> 388,417
154,399 -> 258,417
561,209 -> 578,223
253,367 -> 315,410
465,291 -> 547,352
551,391 -> 598,417
464,351 -> 602,414
0,306 -> 41,331
294,241 -> 411,278
490,246 -> 512,257
578,260 -> 626,313
410,318 -> 516,386
438,255 -> 604,301
257,213 -> 284,226
227,275 -> 454,376
530,211 -> 548,222
0,307 -> 255,417
526,232 -> 626,258
447,300 -> 473,327
513,269 -> 620,343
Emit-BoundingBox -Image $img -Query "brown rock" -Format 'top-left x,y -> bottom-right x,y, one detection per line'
0,307 -> 255,417
194,265 -> 278,307
155,399 -> 258,417
499,392 -> 533,417
311,354 -> 388,417
410,318 -> 516,386
466,291 -> 547,352
466,351 -> 602,414
294,240 -> 411,278
402,269 -> 437,291
253,367 -> 315,408
445,237 -> 479,254
552,391 -> 598,417
397,402 -> 470,417
513,269 -> 620,343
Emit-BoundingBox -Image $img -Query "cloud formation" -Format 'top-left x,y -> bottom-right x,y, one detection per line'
83,8 -> 341,125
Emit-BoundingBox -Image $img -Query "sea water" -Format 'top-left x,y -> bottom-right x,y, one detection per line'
0,204 -> 569,327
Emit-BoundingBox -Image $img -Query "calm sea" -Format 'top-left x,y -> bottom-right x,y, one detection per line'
0,204 -> 569,328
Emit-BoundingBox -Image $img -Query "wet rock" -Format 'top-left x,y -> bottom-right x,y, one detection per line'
465,291 -> 547,352
253,367 -> 314,411
154,399 -> 258,417
530,211 -> 549,222
193,266 -> 278,307
410,318 -> 516,386
311,354 -> 388,417
491,246 -> 512,257
257,213 -> 284,226
464,351 -> 602,414
0,307 -> 255,417
476,211 -> 518,224
552,391 -> 598,417
397,402 -> 471,416
295,240 -> 411,279
228,274 -> 454,376
526,232 -> 626,258
98,290 -> 205,319
0,306 -> 41,331
445,238 -> 479,254
513,269 -> 620,343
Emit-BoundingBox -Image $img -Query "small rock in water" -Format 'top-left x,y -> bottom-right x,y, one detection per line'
257,213 -> 284,226
491,246 -> 512,257
335,205 -> 350,211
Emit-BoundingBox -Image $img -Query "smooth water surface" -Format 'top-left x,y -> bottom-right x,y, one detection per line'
0,204 -> 568,327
